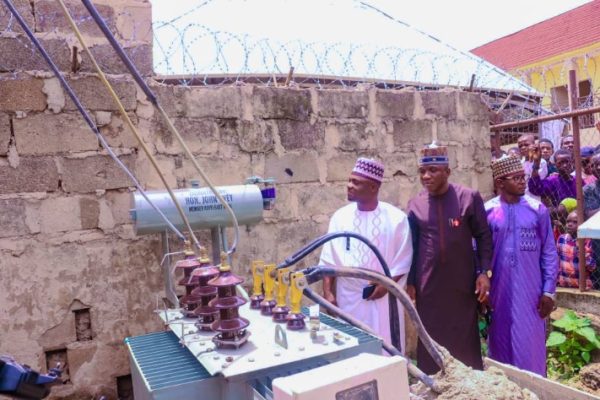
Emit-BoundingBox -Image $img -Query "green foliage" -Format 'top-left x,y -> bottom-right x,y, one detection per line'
478,314 -> 489,357
546,310 -> 600,380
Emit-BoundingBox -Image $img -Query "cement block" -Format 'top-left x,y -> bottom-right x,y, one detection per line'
64,75 -> 137,112
295,184 -> 347,218
79,44 -> 153,77
252,87 -> 311,120
60,154 -> 136,193
101,190 -> 132,226
183,86 -> 243,119
99,112 -> 139,149
0,0 -> 33,35
335,122 -> 371,152
325,154 -> 357,182
265,153 -> 320,183
0,157 -> 59,193
277,119 -> 325,151
152,84 -> 183,116
457,91 -> 488,120
34,0 -> 116,37
419,90 -> 458,119
390,119 -> 435,147
235,119 -> 276,153
0,74 -> 46,112
0,198 -> 28,237
39,196 -> 82,233
80,197 -> 100,229
316,89 -> 368,118
154,117 -> 219,155
0,113 -> 10,155
375,90 -> 415,119
264,185 -> 296,221
13,113 -> 98,155
0,36 -> 71,72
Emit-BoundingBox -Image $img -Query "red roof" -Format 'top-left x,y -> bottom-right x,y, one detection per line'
471,1 -> 600,71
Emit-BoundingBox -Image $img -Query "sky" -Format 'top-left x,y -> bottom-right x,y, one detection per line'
150,0 -> 592,51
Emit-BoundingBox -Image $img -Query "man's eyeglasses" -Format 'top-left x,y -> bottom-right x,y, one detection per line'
501,175 -> 526,183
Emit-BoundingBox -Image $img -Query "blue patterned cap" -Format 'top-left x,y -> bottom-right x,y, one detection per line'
419,142 -> 449,166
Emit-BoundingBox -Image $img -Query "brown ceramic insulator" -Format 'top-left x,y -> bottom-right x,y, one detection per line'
249,294 -> 265,309
272,305 -> 290,323
175,258 -> 202,291
286,313 -> 306,330
174,256 -> 203,316
208,269 -> 250,348
191,265 -> 220,330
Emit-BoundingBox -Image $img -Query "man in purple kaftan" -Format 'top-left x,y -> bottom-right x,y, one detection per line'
485,156 -> 559,376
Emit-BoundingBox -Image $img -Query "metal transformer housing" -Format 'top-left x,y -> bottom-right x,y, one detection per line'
131,185 -> 264,235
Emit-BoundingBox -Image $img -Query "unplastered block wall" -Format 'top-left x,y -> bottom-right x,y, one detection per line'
0,2 -> 492,400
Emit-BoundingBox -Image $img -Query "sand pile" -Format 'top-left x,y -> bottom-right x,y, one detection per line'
411,349 -> 539,400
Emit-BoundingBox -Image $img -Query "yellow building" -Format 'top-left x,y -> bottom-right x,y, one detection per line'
472,0 -> 600,146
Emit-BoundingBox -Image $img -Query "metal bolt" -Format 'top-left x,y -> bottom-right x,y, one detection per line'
248,357 -> 255,362
199,341 -> 205,346
225,356 -> 234,362
274,352 -> 281,357
222,363 -> 229,369
298,346 -> 305,351
322,341 -> 329,345
213,355 -> 220,360
345,336 -> 351,341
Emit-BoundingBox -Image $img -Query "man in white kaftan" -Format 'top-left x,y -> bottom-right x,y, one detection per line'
319,158 -> 413,351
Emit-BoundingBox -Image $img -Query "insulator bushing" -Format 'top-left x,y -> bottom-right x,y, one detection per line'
208,256 -> 250,349
191,263 -> 220,331
175,253 -> 203,318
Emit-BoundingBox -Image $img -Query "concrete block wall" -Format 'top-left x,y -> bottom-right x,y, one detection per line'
0,1 -> 493,399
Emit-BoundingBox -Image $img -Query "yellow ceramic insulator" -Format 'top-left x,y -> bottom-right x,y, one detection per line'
275,268 -> 290,307
219,252 -> 231,272
263,264 -> 276,301
289,272 -> 305,314
252,260 -> 265,296
183,240 -> 194,257
197,247 -> 210,264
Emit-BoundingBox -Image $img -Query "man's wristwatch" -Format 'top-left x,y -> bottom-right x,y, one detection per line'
477,269 -> 493,279
543,292 -> 556,301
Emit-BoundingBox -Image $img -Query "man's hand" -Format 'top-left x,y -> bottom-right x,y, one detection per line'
529,144 -> 541,165
323,291 -> 337,307
475,274 -> 491,303
406,285 -> 416,302
366,284 -> 388,301
538,295 -> 555,318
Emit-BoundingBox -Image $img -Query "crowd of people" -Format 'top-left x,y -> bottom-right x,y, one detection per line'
317,139 -> 598,379
496,133 -> 600,290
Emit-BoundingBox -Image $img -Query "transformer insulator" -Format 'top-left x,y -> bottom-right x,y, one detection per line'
191,261 -> 220,331
174,243 -> 203,318
208,254 -> 250,349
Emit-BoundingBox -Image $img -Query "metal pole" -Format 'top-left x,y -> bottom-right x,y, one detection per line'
161,232 -> 178,306
568,70 -> 587,292
211,227 -> 221,265
490,104 -> 600,131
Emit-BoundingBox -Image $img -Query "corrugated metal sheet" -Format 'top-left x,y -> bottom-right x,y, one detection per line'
472,0 -> 600,70
126,331 -> 212,391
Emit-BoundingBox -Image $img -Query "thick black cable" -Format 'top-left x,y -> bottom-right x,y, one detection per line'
303,265 -> 445,371
81,0 -> 158,105
277,231 -> 401,350
303,287 -> 439,392
1,0 -> 185,241
278,231 -> 392,277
